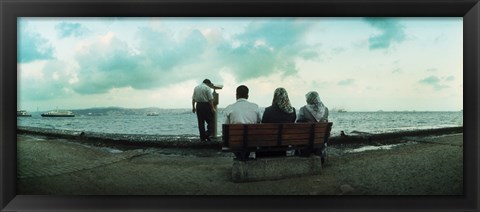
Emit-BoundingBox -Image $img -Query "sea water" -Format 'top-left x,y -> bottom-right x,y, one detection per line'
17,110 -> 463,137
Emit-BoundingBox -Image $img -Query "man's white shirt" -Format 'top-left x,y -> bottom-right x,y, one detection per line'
223,98 -> 261,124
192,83 -> 213,102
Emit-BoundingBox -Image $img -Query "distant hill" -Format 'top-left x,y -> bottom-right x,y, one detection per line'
33,107 -> 227,116
70,107 -> 164,116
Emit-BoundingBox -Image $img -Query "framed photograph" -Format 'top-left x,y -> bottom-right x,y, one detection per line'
2,0 -> 479,211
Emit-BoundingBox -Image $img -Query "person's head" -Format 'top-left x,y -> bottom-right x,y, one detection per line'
272,87 -> 294,113
203,79 -> 212,86
272,87 -> 289,104
305,91 -> 321,105
236,85 -> 249,99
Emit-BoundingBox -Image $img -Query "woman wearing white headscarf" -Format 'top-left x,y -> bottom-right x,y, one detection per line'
261,87 -> 296,123
296,91 -> 329,161
297,91 -> 329,123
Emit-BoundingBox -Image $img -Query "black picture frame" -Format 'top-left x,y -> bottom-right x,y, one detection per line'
1,0 -> 479,211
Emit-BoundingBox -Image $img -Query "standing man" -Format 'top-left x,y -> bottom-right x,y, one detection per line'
192,79 -> 216,141
223,85 -> 261,160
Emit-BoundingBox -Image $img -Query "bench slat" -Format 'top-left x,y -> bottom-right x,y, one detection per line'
226,127 -> 329,136
225,123 -> 332,127
227,134 -> 325,143
227,135 -> 326,147
225,123 -> 331,130
228,140 -> 326,148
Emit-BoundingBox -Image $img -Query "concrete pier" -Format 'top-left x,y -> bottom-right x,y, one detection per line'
231,156 -> 322,182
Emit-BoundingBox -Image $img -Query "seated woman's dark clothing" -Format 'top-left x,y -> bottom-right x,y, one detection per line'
261,105 -> 296,123
258,87 -> 296,158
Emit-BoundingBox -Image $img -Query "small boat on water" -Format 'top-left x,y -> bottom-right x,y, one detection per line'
41,110 -> 75,117
17,110 -> 32,117
146,112 -> 159,116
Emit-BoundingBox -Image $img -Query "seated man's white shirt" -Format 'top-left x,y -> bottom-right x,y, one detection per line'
223,98 -> 261,124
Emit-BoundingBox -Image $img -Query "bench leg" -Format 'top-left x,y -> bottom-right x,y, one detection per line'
295,148 -> 313,157
296,146 -> 327,164
313,145 -> 327,164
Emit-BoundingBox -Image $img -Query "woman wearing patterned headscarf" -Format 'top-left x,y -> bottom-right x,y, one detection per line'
261,87 -> 296,123
297,91 -> 329,123
258,87 -> 296,158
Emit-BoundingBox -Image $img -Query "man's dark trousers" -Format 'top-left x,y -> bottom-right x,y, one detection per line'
196,102 -> 214,141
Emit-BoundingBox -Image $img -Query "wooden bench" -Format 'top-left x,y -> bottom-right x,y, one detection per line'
222,122 -> 333,161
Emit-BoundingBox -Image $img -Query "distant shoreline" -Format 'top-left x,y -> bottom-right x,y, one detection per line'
20,106 -> 463,114
17,125 -> 463,149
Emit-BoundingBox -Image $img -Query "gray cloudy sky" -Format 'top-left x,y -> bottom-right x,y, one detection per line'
18,17 -> 462,112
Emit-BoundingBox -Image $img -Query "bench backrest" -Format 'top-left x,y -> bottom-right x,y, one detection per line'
222,122 -> 332,150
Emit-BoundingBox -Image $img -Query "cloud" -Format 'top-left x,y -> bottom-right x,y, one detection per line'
18,24 -> 55,63
332,47 -> 346,54
55,22 -> 90,38
419,75 -> 449,90
298,50 -> 320,60
20,19 -> 319,98
392,68 -> 402,74
19,60 -> 74,101
136,27 -> 209,71
236,19 -> 311,48
22,19 -> 322,98
419,76 -> 440,84
445,76 -> 455,81
217,19 -> 315,81
364,18 -> 407,50
73,33 -> 144,94
338,78 -> 355,86
72,28 -> 210,95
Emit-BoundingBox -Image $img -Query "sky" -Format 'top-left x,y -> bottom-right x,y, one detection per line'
17,17 -> 463,112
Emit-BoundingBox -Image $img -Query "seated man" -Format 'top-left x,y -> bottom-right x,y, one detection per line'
223,85 -> 261,161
